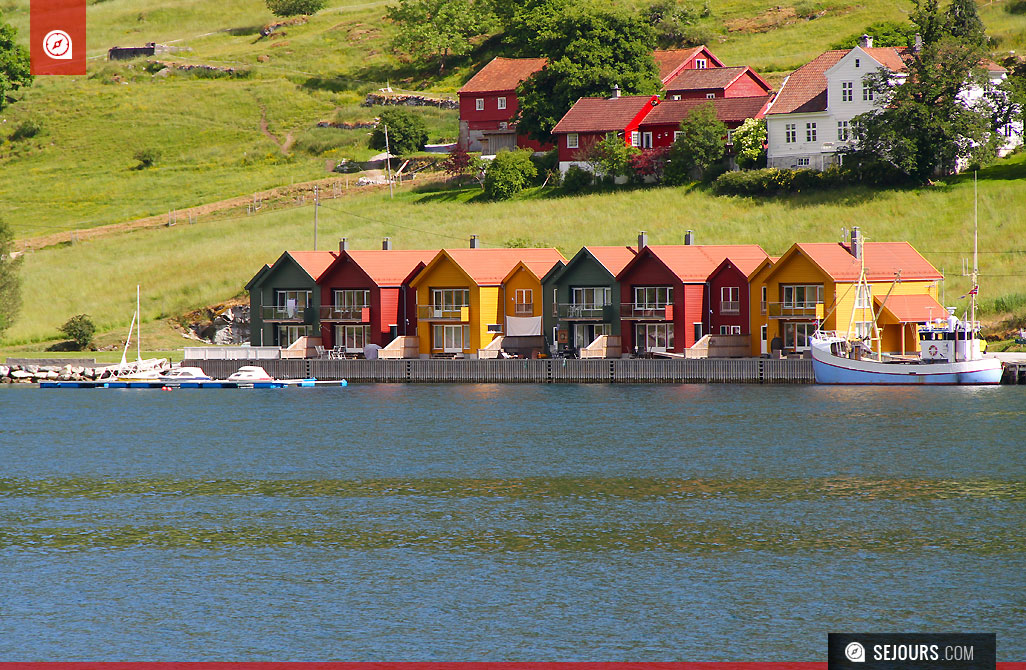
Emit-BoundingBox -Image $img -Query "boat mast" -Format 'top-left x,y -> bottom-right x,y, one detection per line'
136,285 -> 142,364
971,172 -> 979,328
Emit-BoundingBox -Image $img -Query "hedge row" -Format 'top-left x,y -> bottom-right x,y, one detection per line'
712,166 -> 850,196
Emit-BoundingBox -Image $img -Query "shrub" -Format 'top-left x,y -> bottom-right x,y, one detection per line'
9,119 -> 42,142
561,166 -> 593,194
530,149 -> 559,182
133,148 -> 162,169
732,118 -> 767,169
483,150 -> 537,200
59,314 -> 95,350
369,108 -> 428,156
585,134 -> 640,179
712,166 -> 851,196
629,147 -> 670,182
266,0 -> 326,17
1008,0 -> 1026,14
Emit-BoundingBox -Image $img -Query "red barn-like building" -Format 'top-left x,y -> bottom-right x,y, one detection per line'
551,93 -> 660,172
664,65 -> 772,100
638,95 -> 773,149
457,57 -> 549,155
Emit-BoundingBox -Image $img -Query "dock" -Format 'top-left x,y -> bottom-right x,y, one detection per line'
1002,361 -> 1026,385
182,357 -> 816,384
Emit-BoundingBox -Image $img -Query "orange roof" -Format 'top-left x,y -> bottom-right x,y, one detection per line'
653,47 -> 706,82
458,57 -> 547,94
627,244 -> 769,282
286,251 -> 338,281
585,246 -> 638,275
344,249 -> 438,286
441,248 -> 567,285
769,47 -> 911,115
795,242 -> 942,282
552,96 -> 659,134
876,294 -> 948,323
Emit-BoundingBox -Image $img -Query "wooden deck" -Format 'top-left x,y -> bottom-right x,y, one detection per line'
184,358 -> 815,384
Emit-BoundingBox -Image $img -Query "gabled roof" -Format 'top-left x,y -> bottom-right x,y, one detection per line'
244,263 -> 272,291
664,66 -> 771,94
552,95 -> 660,134
287,251 -> 338,281
340,249 -> 438,287
779,242 -> 942,282
640,95 -> 772,126
709,255 -> 771,282
548,246 -> 638,284
876,294 -> 948,323
618,244 -> 769,283
415,248 -> 567,287
653,47 -> 723,83
768,47 -> 911,115
458,57 -> 548,95
503,258 -> 566,284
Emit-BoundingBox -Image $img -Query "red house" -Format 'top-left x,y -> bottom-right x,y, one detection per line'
638,95 -> 773,149
317,246 -> 438,355
706,256 -> 770,336
615,242 -> 768,354
664,66 -> 772,100
654,46 -> 726,84
457,57 -> 549,155
551,93 -> 661,172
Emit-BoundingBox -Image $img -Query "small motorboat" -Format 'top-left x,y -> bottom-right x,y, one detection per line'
158,367 -> 212,383
226,365 -> 275,383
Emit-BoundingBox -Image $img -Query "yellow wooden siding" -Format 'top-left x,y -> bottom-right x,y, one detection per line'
414,256 -> 475,355
503,266 -> 542,318
477,286 -> 502,351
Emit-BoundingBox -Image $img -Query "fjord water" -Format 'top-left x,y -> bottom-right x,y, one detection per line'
1,384 -> 1023,660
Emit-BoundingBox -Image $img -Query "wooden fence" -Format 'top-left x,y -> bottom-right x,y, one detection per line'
186,358 -> 814,384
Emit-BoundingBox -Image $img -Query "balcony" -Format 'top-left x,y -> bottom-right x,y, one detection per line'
621,303 -> 674,320
766,302 -> 824,319
720,301 -> 740,315
554,303 -> 614,321
261,305 -> 308,322
418,305 -> 470,321
514,302 -> 534,315
320,305 -> 370,322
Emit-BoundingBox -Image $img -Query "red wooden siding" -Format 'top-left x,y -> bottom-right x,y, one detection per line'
708,262 -> 751,335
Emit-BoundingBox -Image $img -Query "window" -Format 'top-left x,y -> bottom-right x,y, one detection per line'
726,130 -> 734,145
338,324 -> 371,352
783,322 -> 818,351
334,289 -> 369,309
497,96 -> 506,110
630,131 -> 641,146
854,321 -> 873,339
797,157 -> 811,167
837,120 -> 849,141
277,324 -> 312,347
706,93 -> 716,99
571,286 -> 611,309
475,98 -> 484,111
431,288 -> 470,317
642,132 -> 653,149
634,286 -> 673,309
637,323 -> 674,352
720,325 -> 729,335
671,94 -> 681,101
432,324 -> 470,353
841,81 -> 853,102
720,286 -> 740,314
806,122 -> 817,142
573,323 -> 610,348
673,130 -> 684,143
855,284 -> 872,309
275,289 -> 312,318
761,286 -> 767,314
781,284 -> 823,309
695,58 -> 707,69
720,325 -> 742,335
854,58 -> 861,68
567,133 -> 579,149
514,288 -> 533,315
862,84 -> 874,101
785,124 -> 796,143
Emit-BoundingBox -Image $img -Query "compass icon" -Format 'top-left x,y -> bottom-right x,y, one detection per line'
43,30 -> 73,60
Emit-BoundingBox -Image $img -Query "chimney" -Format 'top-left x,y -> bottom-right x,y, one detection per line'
382,237 -> 392,251
638,231 -> 648,249
470,234 -> 480,249
850,227 -> 863,260
858,34 -> 873,49
339,237 -> 349,253
611,84 -> 621,99
684,230 -> 694,245
914,33 -> 923,54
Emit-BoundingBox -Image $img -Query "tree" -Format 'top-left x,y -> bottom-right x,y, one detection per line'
442,146 -> 486,184
266,0 -> 327,17
584,134 -> 640,180
387,0 -> 495,72
515,6 -> 661,144
946,0 -> 986,46
0,218 -> 21,340
831,21 -> 918,49
844,0 -> 997,182
369,108 -> 428,156
644,0 -> 713,49
663,103 -> 726,184
732,118 -> 767,169
483,150 -> 537,200
0,12 -> 33,112
59,314 -> 96,350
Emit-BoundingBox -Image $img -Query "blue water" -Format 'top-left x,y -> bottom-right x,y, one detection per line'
1,384 -> 1023,660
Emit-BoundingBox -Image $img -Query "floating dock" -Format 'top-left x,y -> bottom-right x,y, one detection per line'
39,379 -> 346,389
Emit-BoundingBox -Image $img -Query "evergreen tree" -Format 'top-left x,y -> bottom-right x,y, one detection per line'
946,0 -> 986,46
0,11 -> 33,112
0,217 -> 22,339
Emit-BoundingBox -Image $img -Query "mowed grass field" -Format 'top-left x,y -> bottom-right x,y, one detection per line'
4,152 -> 1025,349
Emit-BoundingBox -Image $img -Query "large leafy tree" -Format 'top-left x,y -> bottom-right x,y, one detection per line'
369,108 -> 428,155
644,0 -> 713,49
0,12 -> 32,112
845,0 -> 998,182
387,0 -> 495,73
515,5 -> 660,144
266,0 -> 327,17
663,103 -> 726,184
0,218 -> 22,340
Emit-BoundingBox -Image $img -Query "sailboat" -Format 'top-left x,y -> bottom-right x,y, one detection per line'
113,286 -> 169,381
810,176 -> 1002,385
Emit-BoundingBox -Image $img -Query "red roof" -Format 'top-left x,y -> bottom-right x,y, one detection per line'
439,248 -> 567,285
622,244 -> 769,282
344,249 -> 438,286
876,294 -> 948,323
768,47 -> 911,115
286,251 -> 337,281
552,95 -> 659,134
640,95 -> 772,126
795,242 -> 942,282
664,66 -> 770,94
458,57 -> 548,94
585,246 -> 638,275
653,47 -> 713,82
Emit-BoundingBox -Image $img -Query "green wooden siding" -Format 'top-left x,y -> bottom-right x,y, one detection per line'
247,257 -> 323,346
542,249 -> 621,351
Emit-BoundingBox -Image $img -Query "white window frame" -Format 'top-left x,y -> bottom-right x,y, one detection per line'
783,322 -> 817,351
785,124 -> 796,143
671,94 -> 681,101
432,324 -> 470,353
797,157 -> 811,167
630,131 -> 641,146
334,289 -> 370,310
475,98 -> 484,111
841,81 -> 853,102
854,58 -> 861,68
642,131 -> 653,149
337,324 -> 371,352
782,284 -> 823,308
673,130 -> 684,143
277,324 -> 312,347
637,323 -> 674,352
514,288 -> 533,315
706,93 -> 716,99
695,58 -> 707,69
567,133 -> 579,149
497,96 -> 506,110
862,84 -> 874,101
855,284 -> 872,309
761,286 -> 767,314
837,120 -> 849,141
720,286 -> 740,314
571,287 -> 611,309
806,122 -> 817,142
431,288 -> 470,317
633,286 -> 673,309
730,325 -> 742,335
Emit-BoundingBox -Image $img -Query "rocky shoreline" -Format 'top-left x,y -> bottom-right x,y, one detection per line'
1,363 -> 109,384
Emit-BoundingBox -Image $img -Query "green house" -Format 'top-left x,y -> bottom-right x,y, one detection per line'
542,246 -> 637,354
246,251 -> 336,347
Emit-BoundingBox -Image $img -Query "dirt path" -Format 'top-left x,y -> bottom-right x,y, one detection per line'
259,108 -> 297,154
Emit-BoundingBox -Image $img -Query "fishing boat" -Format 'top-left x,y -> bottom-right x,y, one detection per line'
811,176 -> 1001,385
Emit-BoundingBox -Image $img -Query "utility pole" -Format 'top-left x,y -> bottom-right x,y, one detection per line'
384,124 -> 394,199
313,185 -> 319,250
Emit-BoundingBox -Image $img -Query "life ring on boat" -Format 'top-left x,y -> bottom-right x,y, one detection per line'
927,344 -> 939,357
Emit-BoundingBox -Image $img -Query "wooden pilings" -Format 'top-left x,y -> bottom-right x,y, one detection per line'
185,358 -> 816,384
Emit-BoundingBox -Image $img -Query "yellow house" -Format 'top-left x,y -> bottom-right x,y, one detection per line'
410,248 -> 566,356
751,231 -> 945,356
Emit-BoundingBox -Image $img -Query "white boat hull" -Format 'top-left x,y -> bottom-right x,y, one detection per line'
811,342 -> 1002,385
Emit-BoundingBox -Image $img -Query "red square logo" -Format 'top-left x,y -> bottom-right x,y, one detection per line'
30,0 -> 86,75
